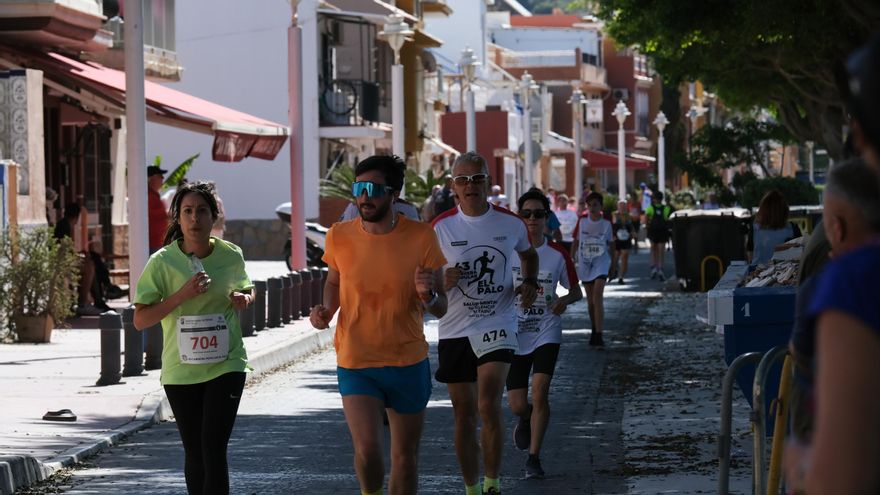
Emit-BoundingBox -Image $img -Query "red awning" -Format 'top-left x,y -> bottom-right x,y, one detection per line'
22,50 -> 290,162
582,149 -> 652,170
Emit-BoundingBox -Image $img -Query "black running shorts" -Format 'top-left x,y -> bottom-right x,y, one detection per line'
435,336 -> 514,383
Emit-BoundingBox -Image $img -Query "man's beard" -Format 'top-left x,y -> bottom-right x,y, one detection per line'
359,199 -> 392,223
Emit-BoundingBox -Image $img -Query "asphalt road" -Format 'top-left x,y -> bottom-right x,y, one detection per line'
32,252 -> 669,494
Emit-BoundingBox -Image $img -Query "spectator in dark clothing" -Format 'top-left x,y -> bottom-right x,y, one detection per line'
54,204 -> 101,316
432,175 -> 456,216
148,165 -> 169,254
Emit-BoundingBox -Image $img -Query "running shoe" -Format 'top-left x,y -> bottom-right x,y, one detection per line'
657,270 -> 666,282
589,332 -> 605,347
525,456 -> 545,479
484,487 -> 501,495
618,278 -> 624,285
650,267 -> 658,279
513,410 -> 531,450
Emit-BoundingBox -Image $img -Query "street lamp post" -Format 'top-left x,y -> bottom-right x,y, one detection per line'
612,101 -> 631,200
653,111 -> 669,198
521,71 -> 538,190
686,105 -> 700,158
459,47 -> 479,152
570,87 -> 585,205
379,15 -> 413,159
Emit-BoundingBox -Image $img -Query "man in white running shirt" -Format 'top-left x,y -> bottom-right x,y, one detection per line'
432,152 -> 539,495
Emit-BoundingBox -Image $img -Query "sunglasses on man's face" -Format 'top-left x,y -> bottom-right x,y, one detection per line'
519,209 -> 548,219
452,173 -> 489,186
351,181 -> 394,199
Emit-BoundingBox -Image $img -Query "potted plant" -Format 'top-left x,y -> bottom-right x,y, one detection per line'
0,226 -> 81,343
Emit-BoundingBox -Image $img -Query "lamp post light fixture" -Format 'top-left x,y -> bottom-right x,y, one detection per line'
570,86 -> 586,205
521,71 -> 539,190
686,105 -> 700,158
379,15 -> 414,159
459,46 -> 480,152
612,100 -> 631,200
653,111 -> 669,200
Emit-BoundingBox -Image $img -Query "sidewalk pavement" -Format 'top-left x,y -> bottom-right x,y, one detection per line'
0,307 -> 334,495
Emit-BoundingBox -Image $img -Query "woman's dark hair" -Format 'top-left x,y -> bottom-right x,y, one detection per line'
163,181 -> 220,246
354,155 -> 405,191
517,188 -> 550,212
755,189 -> 789,229
586,191 -> 603,205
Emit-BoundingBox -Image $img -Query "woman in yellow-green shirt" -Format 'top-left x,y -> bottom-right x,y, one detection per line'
134,181 -> 253,495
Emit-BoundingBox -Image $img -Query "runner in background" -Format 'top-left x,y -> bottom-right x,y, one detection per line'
572,192 -> 613,347
507,189 -> 581,479
432,151 -> 539,495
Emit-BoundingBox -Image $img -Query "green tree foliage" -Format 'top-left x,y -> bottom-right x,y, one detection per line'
319,164 -> 357,203
741,177 -> 820,209
593,0 -> 880,159
677,118 -> 794,194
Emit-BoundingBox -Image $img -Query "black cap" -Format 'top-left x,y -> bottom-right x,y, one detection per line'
147,165 -> 168,177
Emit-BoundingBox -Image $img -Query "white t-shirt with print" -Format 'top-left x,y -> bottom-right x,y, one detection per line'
555,209 -> 578,243
511,241 -> 577,355
433,205 -> 532,339
572,215 -> 612,266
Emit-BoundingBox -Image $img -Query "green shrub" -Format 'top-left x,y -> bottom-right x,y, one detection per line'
741,176 -> 820,208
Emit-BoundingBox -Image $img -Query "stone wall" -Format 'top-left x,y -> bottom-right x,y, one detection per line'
223,219 -> 289,260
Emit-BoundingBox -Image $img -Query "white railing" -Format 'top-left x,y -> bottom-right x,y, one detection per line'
500,50 -> 577,68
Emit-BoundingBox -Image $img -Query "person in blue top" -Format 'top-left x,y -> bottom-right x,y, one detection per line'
133,181 -> 253,495
747,190 -> 802,266
783,159 -> 880,493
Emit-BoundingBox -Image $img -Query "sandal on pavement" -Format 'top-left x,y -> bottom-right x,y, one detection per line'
43,409 -> 77,422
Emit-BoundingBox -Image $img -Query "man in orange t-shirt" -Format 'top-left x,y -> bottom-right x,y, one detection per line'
310,155 -> 447,495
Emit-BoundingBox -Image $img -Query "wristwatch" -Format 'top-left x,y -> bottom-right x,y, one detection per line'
521,277 -> 540,289
423,290 -> 439,306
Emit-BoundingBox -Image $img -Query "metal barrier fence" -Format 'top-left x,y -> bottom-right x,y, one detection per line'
95,268 -> 326,386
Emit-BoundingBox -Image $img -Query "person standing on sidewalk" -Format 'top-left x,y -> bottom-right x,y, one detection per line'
644,192 -> 672,281
133,181 -> 254,495
507,189 -> 581,479
432,151 -> 539,495
310,154 -> 448,495
572,192 -> 613,347
147,165 -> 169,254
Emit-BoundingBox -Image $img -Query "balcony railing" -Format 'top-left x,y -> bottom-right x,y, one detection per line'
500,49 -> 577,68
320,79 -> 390,127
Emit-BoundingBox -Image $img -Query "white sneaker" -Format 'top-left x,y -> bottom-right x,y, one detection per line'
76,304 -> 103,316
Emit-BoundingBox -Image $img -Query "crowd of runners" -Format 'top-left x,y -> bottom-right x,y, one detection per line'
308,150 -> 676,495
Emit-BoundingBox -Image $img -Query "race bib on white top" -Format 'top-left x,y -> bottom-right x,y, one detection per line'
177,314 -> 229,364
581,237 -> 606,259
468,329 -> 518,358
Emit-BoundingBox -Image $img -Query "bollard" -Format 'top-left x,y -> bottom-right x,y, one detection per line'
299,269 -> 313,317
97,311 -> 122,386
288,271 -> 302,320
281,275 -> 292,324
311,267 -> 323,306
144,321 -> 163,370
240,298 -> 255,337
267,277 -> 283,328
254,280 -> 267,331
122,307 -> 144,377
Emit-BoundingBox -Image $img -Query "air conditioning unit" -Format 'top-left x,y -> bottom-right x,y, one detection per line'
612,88 -> 629,102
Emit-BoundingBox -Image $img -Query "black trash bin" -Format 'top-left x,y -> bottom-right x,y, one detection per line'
670,208 -> 752,292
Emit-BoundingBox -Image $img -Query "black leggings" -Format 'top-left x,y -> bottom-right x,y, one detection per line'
164,371 -> 246,495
